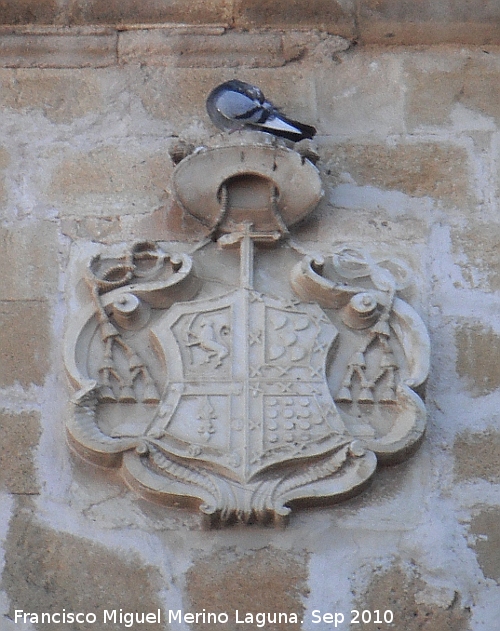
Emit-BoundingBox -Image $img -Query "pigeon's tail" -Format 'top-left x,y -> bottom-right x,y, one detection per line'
251,114 -> 317,142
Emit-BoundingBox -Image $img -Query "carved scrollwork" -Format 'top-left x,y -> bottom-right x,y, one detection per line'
65,241 -> 200,463
65,141 -> 430,527
291,246 -> 429,464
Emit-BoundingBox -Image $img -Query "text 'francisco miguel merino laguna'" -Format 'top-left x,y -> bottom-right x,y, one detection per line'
14,609 -> 300,627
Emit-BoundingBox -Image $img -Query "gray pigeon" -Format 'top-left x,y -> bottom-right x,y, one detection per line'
206,79 -> 316,142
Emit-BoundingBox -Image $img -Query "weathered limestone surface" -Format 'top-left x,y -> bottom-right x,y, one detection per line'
0,301 -> 51,387
186,548 -> 308,630
0,222 -> 59,300
0,68 -> 107,120
405,49 -> 500,128
455,324 -> 500,397
454,432 -> 500,483
234,0 -> 355,34
119,30 -> 286,68
0,146 -> 8,206
469,508 -> 500,585
0,412 -> 40,494
352,563 -> 472,630
3,498 -> 166,630
323,142 -> 472,208
0,23 -> 500,631
48,146 -> 172,217
0,32 -> 117,68
357,0 -> 500,45
0,1 -> 499,44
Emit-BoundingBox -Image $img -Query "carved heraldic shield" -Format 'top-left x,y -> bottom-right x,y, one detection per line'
65,140 -> 430,527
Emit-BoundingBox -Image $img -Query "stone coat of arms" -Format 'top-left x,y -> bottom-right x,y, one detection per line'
64,139 -> 430,527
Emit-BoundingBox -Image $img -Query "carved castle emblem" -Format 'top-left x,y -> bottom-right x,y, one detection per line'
65,140 -> 430,527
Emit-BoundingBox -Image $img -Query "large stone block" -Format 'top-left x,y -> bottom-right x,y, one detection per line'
66,0 -> 232,26
404,53 -> 466,130
0,32 -> 117,68
301,201 -> 431,251
0,0 -> 60,25
315,53 -> 405,137
323,142 -> 471,208
405,51 -> 500,129
455,323 -> 500,397
47,147 -> 173,218
0,68 -> 107,122
469,508 -> 500,584
0,411 -> 40,494
186,548 -> 308,630
0,222 -> 58,300
2,498 -> 165,629
234,0 -> 355,34
454,432 -> 500,483
118,29 -> 288,68
458,52 -> 500,125
358,0 -> 500,44
359,0 -> 500,23
0,300 -> 51,388
451,223 -> 500,292
353,563 -> 471,630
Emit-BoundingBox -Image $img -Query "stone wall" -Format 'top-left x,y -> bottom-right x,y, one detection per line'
1,15 -> 500,631
1,1 -> 500,44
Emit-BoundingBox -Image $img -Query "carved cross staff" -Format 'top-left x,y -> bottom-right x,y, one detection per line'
218,221 -> 281,290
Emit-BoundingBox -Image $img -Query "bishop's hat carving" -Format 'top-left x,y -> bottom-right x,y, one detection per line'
65,137 -> 430,527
